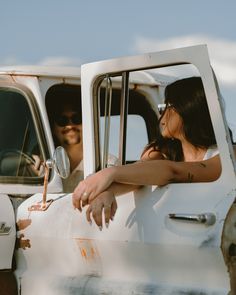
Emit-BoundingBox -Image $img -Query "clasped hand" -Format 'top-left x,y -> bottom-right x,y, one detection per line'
86,191 -> 117,229
72,167 -> 116,228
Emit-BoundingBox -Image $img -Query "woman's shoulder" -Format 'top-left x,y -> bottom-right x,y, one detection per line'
141,147 -> 166,161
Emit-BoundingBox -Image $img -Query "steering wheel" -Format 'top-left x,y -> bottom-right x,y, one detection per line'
0,149 -> 37,177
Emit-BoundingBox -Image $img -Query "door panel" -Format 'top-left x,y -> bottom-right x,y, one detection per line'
16,189 -> 230,293
79,45 -> 236,291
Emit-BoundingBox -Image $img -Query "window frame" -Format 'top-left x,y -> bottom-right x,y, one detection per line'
0,82 -> 49,187
93,74 -> 160,170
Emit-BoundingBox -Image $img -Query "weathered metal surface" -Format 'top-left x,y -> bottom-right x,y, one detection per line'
14,191 -> 230,294
17,274 -> 228,295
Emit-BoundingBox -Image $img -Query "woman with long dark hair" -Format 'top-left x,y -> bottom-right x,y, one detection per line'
143,77 -> 217,161
72,77 -> 221,227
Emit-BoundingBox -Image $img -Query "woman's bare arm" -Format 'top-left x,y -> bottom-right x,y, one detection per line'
113,155 -> 221,186
73,154 -> 221,210
74,151 -> 221,228
105,148 -> 164,196
73,148 -> 164,210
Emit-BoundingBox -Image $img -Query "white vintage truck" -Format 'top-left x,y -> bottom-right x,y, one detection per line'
0,45 -> 236,294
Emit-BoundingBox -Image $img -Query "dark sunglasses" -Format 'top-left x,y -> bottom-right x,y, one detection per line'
54,113 -> 82,127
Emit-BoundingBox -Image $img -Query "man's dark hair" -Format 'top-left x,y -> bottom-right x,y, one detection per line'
45,84 -> 82,126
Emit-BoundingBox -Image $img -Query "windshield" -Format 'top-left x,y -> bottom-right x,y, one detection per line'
0,88 -> 44,183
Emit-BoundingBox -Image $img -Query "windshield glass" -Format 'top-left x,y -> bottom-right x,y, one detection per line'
0,88 -> 44,183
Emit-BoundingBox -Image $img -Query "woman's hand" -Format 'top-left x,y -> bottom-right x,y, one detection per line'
72,167 -> 116,211
86,191 -> 117,229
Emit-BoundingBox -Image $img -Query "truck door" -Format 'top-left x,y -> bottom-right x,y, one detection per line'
80,45 -> 236,293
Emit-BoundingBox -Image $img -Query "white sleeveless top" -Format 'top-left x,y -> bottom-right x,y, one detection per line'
203,145 -> 219,160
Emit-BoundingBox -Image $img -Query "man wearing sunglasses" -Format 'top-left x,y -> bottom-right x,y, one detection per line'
46,84 -> 84,192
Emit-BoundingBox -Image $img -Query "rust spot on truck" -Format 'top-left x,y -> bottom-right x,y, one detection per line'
16,218 -> 32,231
16,219 -> 32,250
16,233 -> 31,250
75,238 -> 102,276
76,238 -> 100,262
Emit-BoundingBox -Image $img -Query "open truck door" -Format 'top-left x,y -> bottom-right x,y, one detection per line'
79,45 -> 236,293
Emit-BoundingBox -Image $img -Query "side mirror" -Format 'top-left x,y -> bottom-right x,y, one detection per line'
28,146 -> 70,211
46,146 -> 70,179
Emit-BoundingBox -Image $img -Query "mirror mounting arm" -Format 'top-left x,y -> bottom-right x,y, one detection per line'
28,161 -> 53,212
27,146 -> 70,212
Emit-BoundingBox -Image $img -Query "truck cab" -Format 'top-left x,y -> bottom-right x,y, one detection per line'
0,45 -> 236,294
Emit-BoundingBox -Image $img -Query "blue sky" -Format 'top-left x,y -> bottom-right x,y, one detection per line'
1,0 -> 236,127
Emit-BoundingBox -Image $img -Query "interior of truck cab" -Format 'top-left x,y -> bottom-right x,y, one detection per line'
0,88 -> 44,183
98,87 -> 158,164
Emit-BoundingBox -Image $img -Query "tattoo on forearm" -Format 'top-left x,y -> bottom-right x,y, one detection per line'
199,163 -> 206,168
188,173 -> 194,183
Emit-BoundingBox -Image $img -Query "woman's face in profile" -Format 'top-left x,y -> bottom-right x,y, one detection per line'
160,106 -> 183,140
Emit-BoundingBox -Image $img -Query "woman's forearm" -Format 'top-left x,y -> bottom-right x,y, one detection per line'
107,182 -> 142,197
72,156 -> 221,211
111,160 -> 175,186
111,156 -> 221,186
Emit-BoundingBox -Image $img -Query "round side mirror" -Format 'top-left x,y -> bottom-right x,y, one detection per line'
49,146 -> 70,179
28,146 -> 70,211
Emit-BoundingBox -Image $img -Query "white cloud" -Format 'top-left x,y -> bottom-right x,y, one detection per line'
133,35 -> 236,87
37,56 -> 82,67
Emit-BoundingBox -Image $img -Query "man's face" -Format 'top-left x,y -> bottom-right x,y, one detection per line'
53,108 -> 82,147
